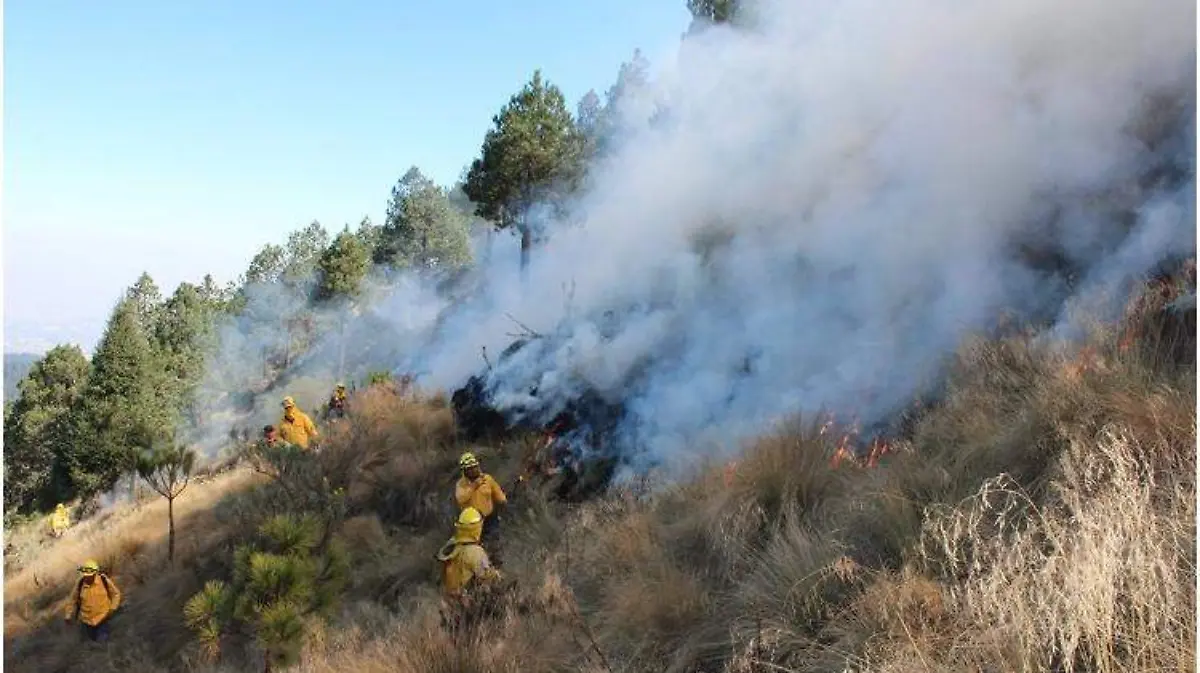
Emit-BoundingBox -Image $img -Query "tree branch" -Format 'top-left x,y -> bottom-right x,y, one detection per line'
504,313 -> 542,338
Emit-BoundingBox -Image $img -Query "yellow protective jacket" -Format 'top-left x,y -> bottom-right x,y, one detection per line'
279,409 -> 319,448
436,540 -> 500,597
49,507 -> 70,534
65,574 -> 121,626
454,474 -> 507,518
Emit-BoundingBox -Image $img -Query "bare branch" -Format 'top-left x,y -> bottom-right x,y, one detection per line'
504,312 -> 542,338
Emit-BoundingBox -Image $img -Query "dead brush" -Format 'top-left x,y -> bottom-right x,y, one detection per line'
719,417 -> 853,529
833,565 -> 948,651
338,591 -> 583,673
708,515 -> 863,671
915,425 -> 1195,673
320,389 -> 462,528
600,556 -> 712,645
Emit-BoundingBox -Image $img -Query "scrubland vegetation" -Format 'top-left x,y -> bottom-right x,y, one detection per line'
5,0 -> 1195,671
5,274 -> 1193,673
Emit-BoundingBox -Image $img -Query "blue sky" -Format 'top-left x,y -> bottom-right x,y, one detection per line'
3,0 -> 691,355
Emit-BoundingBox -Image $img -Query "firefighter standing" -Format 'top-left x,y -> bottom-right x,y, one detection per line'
278,396 -> 319,449
64,560 -> 121,643
325,383 -> 348,422
454,452 -> 507,562
49,503 -> 70,538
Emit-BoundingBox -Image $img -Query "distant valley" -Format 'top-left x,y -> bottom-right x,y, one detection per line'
4,353 -> 40,403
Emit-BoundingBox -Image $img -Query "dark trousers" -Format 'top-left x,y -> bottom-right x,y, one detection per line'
482,514 -> 502,565
81,619 -> 111,643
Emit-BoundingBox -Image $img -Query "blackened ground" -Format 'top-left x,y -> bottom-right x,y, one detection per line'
451,337 -> 629,501
450,374 -> 510,441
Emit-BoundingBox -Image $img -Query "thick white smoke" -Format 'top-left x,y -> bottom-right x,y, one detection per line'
399,0 -> 1195,475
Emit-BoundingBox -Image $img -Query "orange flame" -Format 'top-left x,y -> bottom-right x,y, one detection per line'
865,438 -> 892,468
824,412 -> 898,470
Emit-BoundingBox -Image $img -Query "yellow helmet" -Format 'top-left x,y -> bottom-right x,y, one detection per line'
458,452 -> 480,470
78,559 -> 100,575
282,396 -> 295,409
457,507 -> 483,526
56,503 -> 66,510
454,507 -> 484,543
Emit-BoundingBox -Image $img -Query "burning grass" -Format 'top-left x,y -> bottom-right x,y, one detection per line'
4,279 -> 1193,673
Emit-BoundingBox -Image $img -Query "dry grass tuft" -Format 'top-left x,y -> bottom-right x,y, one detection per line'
916,425 -> 1195,673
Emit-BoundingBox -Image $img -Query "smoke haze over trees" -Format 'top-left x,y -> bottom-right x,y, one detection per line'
5,0 -> 1194,513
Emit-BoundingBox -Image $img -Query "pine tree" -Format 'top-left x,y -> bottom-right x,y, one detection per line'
72,298 -> 166,498
374,167 -> 472,272
245,244 -> 287,286
595,50 -> 652,157
126,272 -> 164,335
2,345 -> 90,512
317,227 -> 372,380
353,216 -> 382,253
687,0 -> 741,26
282,221 -> 330,287
157,282 -> 220,430
184,513 -> 350,672
464,70 -> 586,275
576,89 -> 603,163
315,227 -> 371,304
136,443 -> 196,564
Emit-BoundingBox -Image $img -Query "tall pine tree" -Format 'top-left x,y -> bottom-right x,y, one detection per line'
374,167 -> 472,272
465,70 -> 586,274
317,226 -> 372,380
157,282 -> 220,431
72,298 -> 168,498
3,345 -> 90,512
687,0 -> 742,27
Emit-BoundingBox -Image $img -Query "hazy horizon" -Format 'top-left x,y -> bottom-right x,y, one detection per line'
3,1 -> 690,356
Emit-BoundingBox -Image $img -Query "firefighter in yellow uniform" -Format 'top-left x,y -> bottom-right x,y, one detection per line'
454,452 -> 507,562
64,559 -> 121,642
49,503 -> 71,538
436,507 -> 501,631
278,396 -> 320,449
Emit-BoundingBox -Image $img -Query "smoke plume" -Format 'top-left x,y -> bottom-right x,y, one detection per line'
402,0 -> 1196,474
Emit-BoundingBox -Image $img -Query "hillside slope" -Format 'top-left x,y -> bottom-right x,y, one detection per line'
3,278 -> 1193,673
